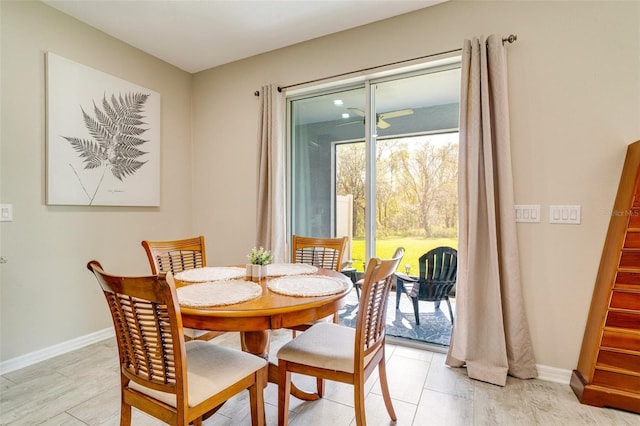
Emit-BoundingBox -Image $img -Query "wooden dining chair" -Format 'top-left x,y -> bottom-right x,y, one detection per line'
288,235 -> 349,395
290,235 -> 348,329
87,261 -> 267,426
142,236 -> 206,278
277,248 -> 404,426
141,236 -> 220,341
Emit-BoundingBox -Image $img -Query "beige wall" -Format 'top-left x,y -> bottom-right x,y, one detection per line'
0,1 -> 193,361
2,0 -> 639,372
192,0 -> 640,371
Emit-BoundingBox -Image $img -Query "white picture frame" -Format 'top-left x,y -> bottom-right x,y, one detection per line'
46,52 -> 160,206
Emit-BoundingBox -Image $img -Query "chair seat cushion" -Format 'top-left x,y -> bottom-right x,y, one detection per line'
129,340 -> 266,408
278,322 -> 373,373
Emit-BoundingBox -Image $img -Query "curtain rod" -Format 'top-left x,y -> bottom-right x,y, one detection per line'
254,34 -> 517,96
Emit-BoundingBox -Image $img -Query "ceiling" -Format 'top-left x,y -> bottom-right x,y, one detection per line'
42,0 -> 446,74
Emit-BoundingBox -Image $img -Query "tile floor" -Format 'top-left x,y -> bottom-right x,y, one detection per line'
1,328 -> 639,425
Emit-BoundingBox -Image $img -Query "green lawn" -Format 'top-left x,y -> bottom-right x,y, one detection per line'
349,237 -> 458,273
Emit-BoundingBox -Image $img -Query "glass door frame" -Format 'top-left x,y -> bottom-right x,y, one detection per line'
364,80 -> 376,263
286,60 -> 461,264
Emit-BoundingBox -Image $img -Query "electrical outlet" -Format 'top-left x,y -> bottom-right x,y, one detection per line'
0,204 -> 12,222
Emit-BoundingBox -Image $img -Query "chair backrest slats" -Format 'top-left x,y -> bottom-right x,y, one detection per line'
142,236 -> 206,275
156,251 -> 204,274
291,235 -> 348,271
356,248 -> 404,358
417,246 -> 457,301
87,261 -> 187,395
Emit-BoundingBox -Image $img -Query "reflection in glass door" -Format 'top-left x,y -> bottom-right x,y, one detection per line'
291,87 -> 365,240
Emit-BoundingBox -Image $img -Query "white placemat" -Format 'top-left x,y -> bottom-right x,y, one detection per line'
174,267 -> 246,283
177,280 -> 262,308
266,263 -> 318,276
267,275 -> 349,297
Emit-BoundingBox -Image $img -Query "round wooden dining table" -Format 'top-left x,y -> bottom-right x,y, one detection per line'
177,265 -> 352,400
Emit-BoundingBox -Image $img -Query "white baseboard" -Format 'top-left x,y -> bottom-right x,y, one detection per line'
388,337 -> 573,385
536,363 -> 572,384
1,329 -> 574,386
0,328 -> 114,375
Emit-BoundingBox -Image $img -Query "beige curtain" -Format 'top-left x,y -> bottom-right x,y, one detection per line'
256,84 -> 287,262
445,35 -> 537,386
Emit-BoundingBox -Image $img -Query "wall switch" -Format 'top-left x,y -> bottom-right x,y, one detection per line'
0,204 -> 12,222
515,205 -> 540,223
549,205 -> 581,224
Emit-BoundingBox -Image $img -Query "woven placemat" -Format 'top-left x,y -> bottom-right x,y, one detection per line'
177,280 -> 262,307
174,267 -> 246,283
267,275 -> 349,297
266,263 -> 318,276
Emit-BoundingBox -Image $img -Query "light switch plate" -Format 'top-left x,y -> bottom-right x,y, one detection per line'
515,205 -> 540,223
0,204 -> 12,222
549,205 -> 581,224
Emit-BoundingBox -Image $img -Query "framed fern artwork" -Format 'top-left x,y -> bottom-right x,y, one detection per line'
46,52 -> 160,206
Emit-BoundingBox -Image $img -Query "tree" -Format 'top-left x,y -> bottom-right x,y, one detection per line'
393,137 -> 458,237
336,135 -> 458,239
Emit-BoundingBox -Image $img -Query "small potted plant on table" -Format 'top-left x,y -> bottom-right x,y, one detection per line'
247,246 -> 273,281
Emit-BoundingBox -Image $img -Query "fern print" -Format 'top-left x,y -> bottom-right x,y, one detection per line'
62,92 -> 150,204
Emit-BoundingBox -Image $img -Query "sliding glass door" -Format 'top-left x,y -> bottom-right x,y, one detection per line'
290,65 -> 461,273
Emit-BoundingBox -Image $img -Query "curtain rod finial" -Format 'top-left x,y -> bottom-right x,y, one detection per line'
503,34 -> 517,44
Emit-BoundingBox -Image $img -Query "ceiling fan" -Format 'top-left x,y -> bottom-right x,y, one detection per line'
339,107 -> 414,129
